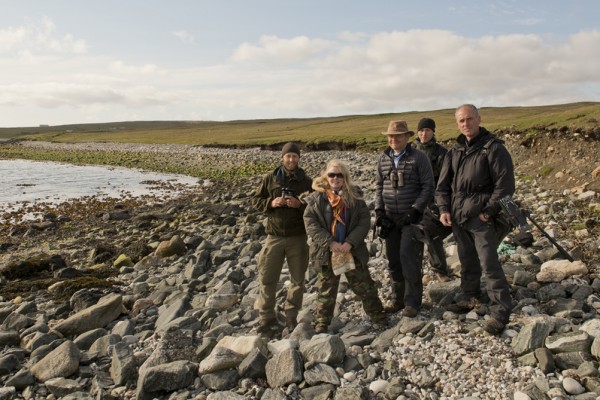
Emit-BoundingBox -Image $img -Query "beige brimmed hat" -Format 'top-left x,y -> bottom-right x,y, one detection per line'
382,120 -> 414,136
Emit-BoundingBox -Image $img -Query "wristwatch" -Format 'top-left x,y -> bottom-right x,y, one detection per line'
483,213 -> 490,220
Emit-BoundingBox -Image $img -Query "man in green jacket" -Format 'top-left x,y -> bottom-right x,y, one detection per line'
251,142 -> 313,335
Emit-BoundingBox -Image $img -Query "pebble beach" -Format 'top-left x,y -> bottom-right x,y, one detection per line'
0,140 -> 599,400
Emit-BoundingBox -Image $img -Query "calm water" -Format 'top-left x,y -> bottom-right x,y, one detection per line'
0,159 -> 199,211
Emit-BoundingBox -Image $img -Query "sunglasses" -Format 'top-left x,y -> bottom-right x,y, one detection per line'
327,172 -> 344,179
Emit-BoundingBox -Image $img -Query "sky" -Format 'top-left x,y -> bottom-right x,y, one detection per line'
1,0 -> 599,127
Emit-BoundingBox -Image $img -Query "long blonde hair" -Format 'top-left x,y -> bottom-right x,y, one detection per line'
312,159 -> 362,207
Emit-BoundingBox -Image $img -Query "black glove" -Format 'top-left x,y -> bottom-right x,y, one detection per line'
403,208 -> 422,225
375,210 -> 386,226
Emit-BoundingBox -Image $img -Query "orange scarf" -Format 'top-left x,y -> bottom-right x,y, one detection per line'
327,189 -> 346,237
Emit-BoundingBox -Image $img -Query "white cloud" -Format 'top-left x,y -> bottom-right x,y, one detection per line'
0,17 -> 86,56
1,20 -> 600,126
109,61 -> 163,75
172,30 -> 195,44
231,35 -> 333,65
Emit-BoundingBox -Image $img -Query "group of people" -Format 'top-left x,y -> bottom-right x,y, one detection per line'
251,104 -> 515,337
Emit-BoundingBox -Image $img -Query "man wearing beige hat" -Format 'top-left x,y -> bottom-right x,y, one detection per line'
375,120 -> 435,317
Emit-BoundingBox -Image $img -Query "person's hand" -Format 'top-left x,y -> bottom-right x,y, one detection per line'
375,210 -> 386,226
271,196 -> 287,208
285,196 -> 301,208
339,242 -> 352,253
440,212 -> 452,227
330,242 -> 343,252
403,208 -> 422,225
479,212 -> 491,222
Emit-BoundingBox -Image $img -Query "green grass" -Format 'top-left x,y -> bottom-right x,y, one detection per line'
539,166 -> 554,177
1,102 -> 599,146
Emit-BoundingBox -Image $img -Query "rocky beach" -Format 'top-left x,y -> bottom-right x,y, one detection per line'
0,134 -> 599,400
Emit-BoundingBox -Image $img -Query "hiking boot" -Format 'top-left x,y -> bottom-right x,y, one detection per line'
435,271 -> 453,282
369,312 -> 388,325
256,318 -> 279,335
384,300 -> 404,313
446,296 -> 481,314
482,317 -> 505,335
403,306 -> 418,318
284,314 -> 297,331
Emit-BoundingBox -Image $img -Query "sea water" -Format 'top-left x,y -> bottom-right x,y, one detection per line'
0,159 -> 199,212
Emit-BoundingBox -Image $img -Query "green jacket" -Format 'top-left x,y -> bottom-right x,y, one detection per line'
252,166 -> 313,237
414,136 -> 448,185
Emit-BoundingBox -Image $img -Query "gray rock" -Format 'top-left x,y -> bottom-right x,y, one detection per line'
562,376 -> 585,395
154,296 -> 190,332
44,377 -> 87,398
534,348 -> 555,374
88,333 -> 120,357
299,334 -> 345,367
30,340 -> 80,382
137,360 -> 197,400
200,369 -> 240,391
0,387 -> 16,400
511,320 -> 552,356
333,386 -> 368,400
554,351 -> 594,370
73,328 -> 108,350
300,384 -> 336,400
5,367 -> 35,390
53,293 -> 124,336
303,363 -> 340,386
111,342 -> 138,386
0,354 -> 20,375
545,331 -> 592,354
237,348 -> 267,379
0,331 -> 20,346
265,348 -> 303,388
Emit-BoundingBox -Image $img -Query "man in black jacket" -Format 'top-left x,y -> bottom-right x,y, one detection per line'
435,104 -> 515,335
375,120 -> 434,318
414,117 -> 453,281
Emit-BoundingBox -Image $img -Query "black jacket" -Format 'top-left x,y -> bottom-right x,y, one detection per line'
435,127 -> 515,225
375,143 -> 435,219
414,136 -> 448,185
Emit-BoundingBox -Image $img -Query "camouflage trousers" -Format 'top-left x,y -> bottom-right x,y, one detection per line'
315,255 -> 384,326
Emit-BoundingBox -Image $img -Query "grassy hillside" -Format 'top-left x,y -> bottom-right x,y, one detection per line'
1,102 -> 599,146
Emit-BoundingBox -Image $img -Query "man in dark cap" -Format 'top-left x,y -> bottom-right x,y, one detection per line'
251,142 -> 313,336
375,120 -> 434,318
414,117 -> 453,282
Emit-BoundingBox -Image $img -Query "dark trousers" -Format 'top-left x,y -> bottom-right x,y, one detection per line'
420,210 -> 452,274
453,217 -> 512,323
385,224 -> 423,308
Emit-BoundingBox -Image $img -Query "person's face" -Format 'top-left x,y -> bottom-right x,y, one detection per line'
387,133 -> 410,152
418,128 -> 434,144
455,106 -> 481,141
282,152 -> 299,171
326,167 -> 344,191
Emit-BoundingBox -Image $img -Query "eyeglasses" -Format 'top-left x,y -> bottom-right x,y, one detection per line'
327,172 -> 344,179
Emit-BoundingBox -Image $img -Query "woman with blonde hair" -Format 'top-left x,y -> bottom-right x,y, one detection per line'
303,159 -> 386,333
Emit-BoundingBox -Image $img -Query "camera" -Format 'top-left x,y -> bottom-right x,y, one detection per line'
377,217 -> 396,239
281,187 -> 296,198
